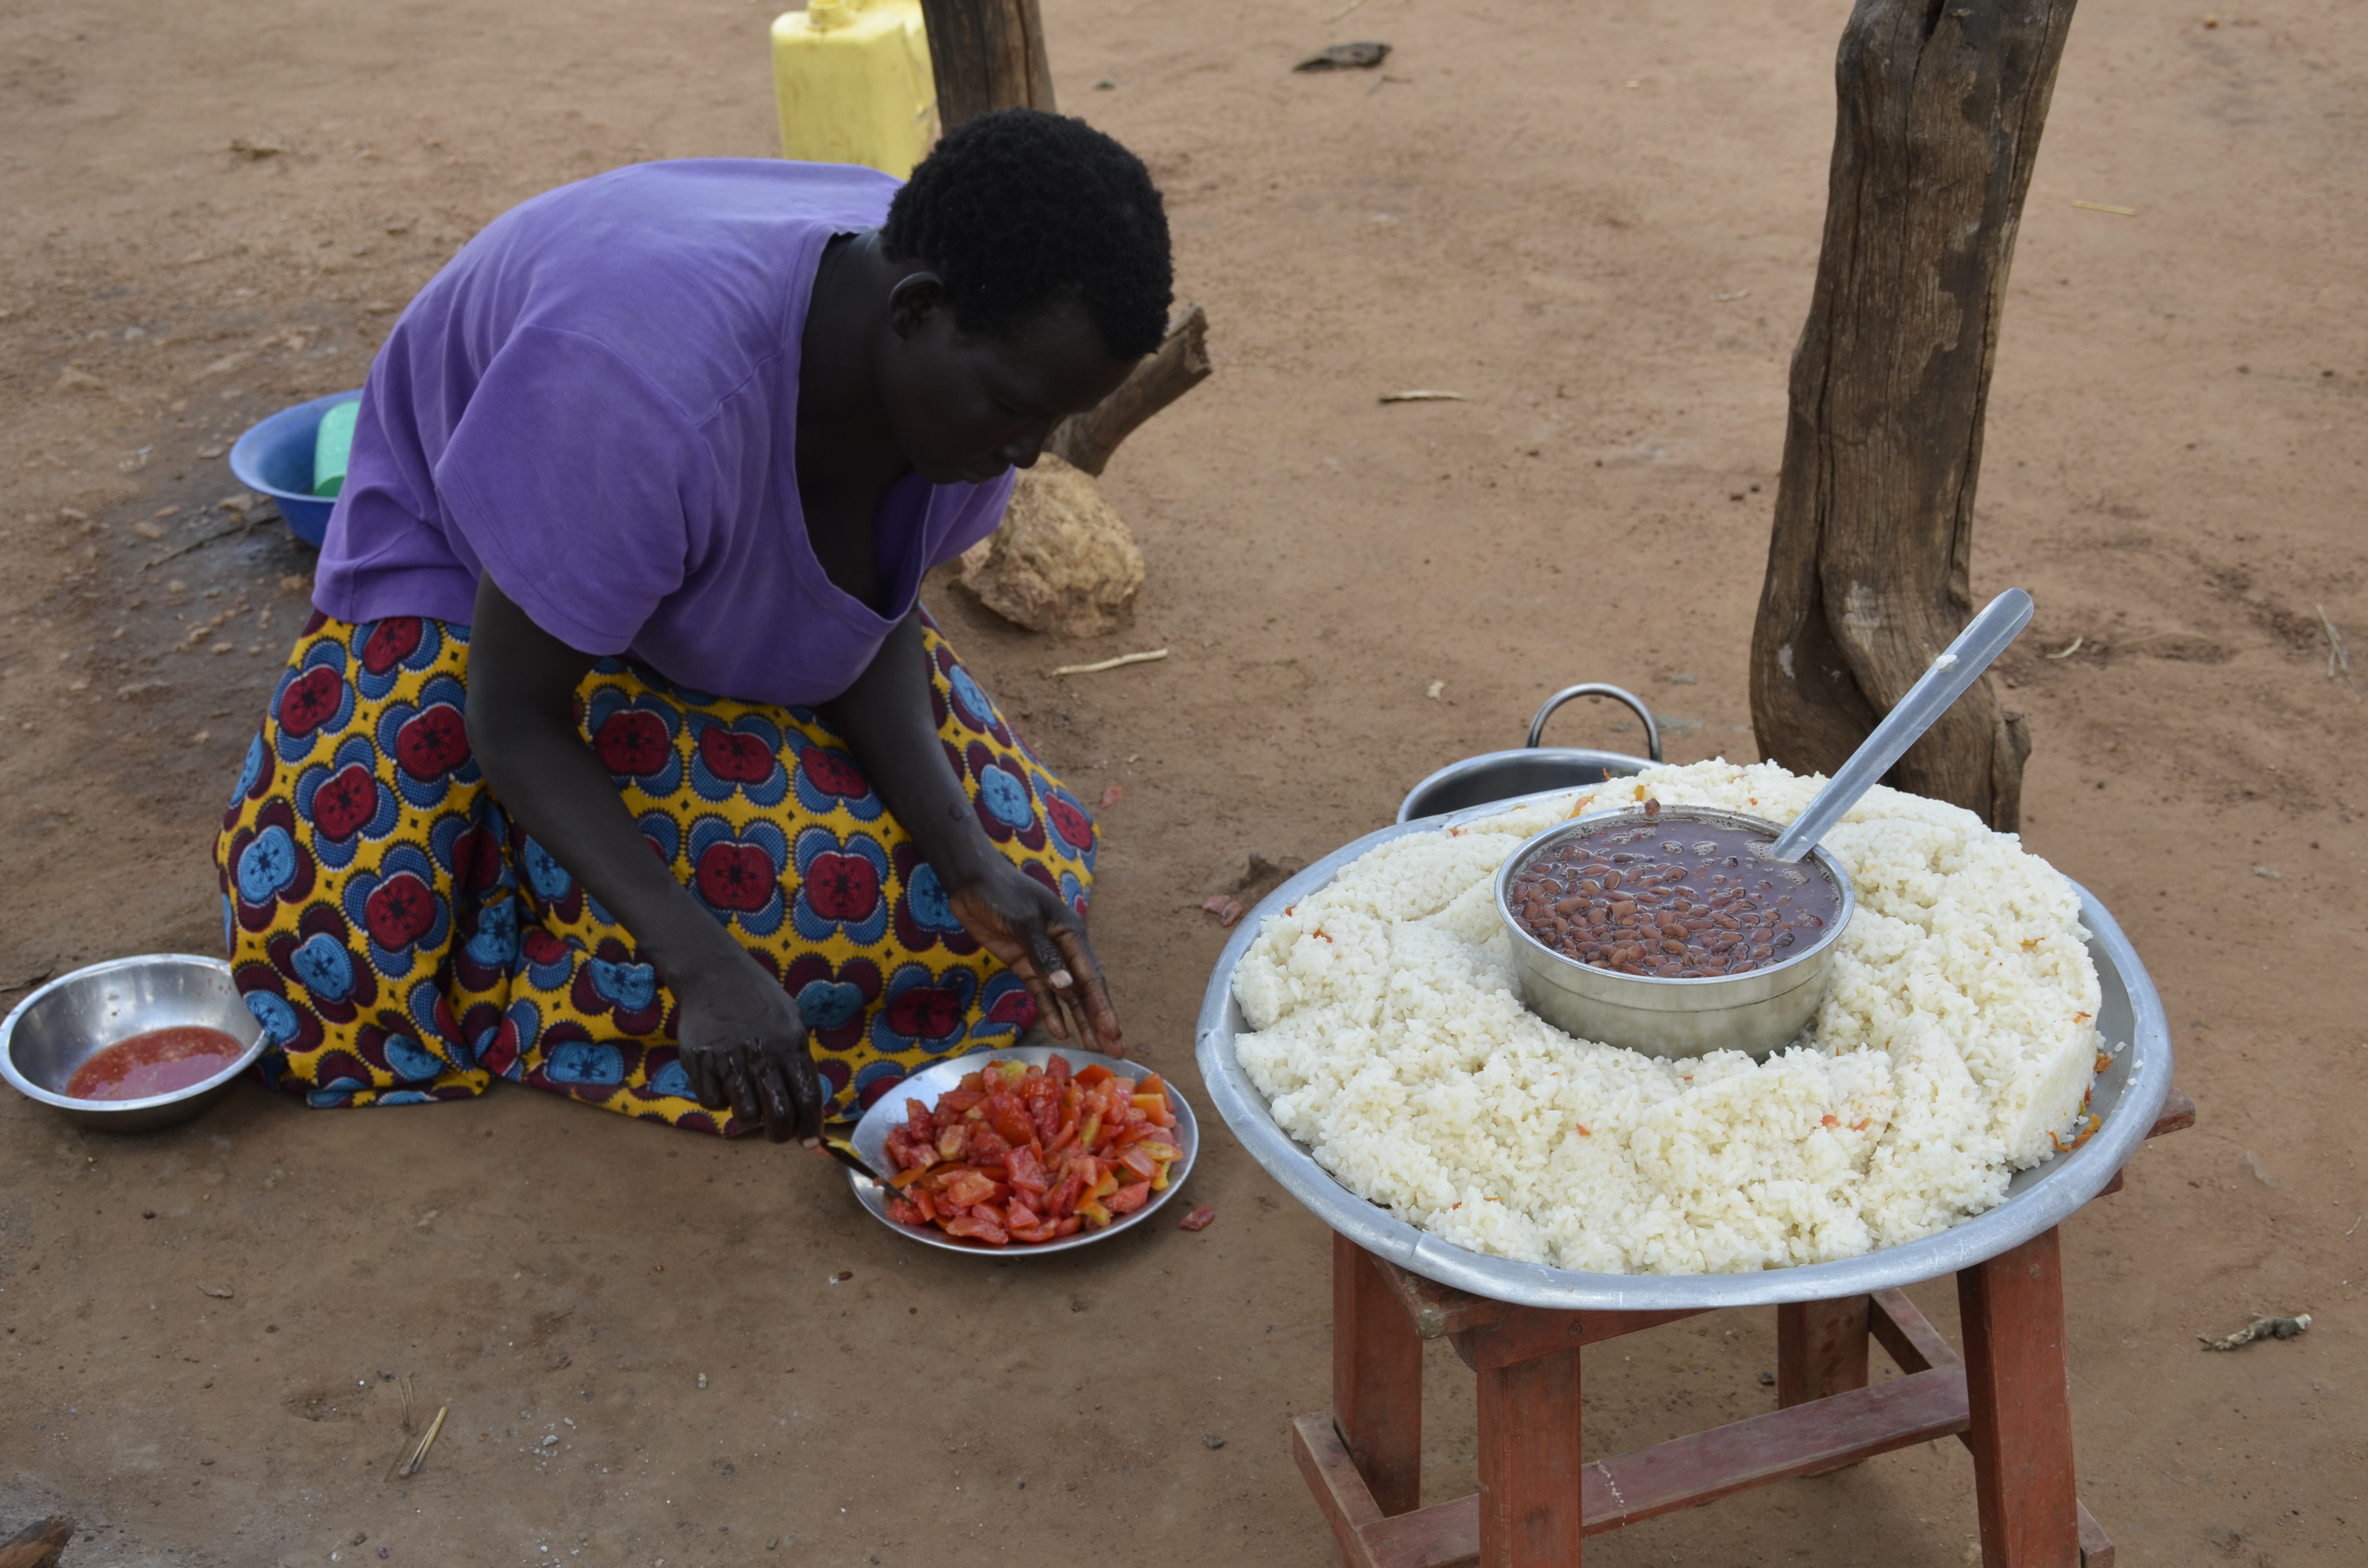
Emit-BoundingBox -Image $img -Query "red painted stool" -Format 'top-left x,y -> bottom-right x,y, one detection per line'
1291,1088 -> 2195,1568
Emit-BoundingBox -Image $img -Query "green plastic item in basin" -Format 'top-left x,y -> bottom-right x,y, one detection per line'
311,398 -> 361,498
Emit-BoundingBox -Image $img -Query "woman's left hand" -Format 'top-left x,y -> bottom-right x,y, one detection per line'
947,858 -> 1123,1056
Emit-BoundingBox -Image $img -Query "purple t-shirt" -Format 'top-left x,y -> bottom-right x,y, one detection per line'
312,159 -> 1014,707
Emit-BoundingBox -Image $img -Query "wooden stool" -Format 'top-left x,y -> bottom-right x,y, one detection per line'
1292,1089 -> 2195,1568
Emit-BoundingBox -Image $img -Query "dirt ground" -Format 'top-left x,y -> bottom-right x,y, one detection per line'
2,0 -> 2364,1562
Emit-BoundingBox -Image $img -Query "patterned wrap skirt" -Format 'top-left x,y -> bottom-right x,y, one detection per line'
212,609 -> 1097,1135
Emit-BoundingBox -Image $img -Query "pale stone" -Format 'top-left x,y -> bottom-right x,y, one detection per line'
957,453 -> 1145,637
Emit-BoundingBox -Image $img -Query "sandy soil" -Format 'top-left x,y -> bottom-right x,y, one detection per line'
2,0 -> 2364,1563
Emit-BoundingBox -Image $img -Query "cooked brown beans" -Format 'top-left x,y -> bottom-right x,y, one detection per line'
1505,809 -> 1842,978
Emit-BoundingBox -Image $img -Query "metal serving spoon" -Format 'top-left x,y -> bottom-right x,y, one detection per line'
1764,588 -> 2036,864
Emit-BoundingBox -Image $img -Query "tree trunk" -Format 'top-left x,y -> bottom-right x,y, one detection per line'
0,1516 -> 74,1568
916,0 -> 1056,128
1750,0 -> 2070,831
1048,304 -> 1211,476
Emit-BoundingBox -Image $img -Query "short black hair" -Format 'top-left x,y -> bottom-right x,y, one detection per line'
883,108 -> 1172,359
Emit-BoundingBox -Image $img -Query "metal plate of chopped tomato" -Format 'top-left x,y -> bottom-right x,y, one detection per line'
840,1046 -> 1199,1255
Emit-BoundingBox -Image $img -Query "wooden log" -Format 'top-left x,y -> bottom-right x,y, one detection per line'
1750,0 -> 2079,831
916,0 -> 1054,129
1334,1236 -> 1425,1521
0,1516 -> 74,1568
1960,1227 -> 2082,1568
1047,304 -> 1211,476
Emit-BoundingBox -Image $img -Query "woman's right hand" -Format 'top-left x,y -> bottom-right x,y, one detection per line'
671,949 -> 827,1144
466,573 -> 829,1147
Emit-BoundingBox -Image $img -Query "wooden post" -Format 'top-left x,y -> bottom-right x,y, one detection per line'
1777,1295 -> 1871,1406
1473,1346 -> 1583,1567
1333,1235 -> 1425,1521
1750,0 -> 2076,831
1778,1294 -> 1874,1479
1960,1227 -> 2081,1568
916,0 -> 1055,128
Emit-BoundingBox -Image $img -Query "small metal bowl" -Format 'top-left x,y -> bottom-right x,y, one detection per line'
1,956 -> 267,1132
842,1044 -> 1199,1255
1496,808 -> 1857,1060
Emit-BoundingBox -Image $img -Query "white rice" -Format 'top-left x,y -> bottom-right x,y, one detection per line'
1231,760 -> 2103,1274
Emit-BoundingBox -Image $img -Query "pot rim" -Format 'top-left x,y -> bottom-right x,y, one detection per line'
1493,804 -> 1858,994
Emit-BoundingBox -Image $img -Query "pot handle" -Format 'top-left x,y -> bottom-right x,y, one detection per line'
1525,683 -> 1663,762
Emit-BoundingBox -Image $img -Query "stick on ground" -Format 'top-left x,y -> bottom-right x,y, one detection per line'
2318,604 -> 2359,698
1053,649 -> 1167,677
387,1403 -> 448,1481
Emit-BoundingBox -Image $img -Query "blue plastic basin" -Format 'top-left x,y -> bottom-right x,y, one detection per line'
228,390 -> 363,548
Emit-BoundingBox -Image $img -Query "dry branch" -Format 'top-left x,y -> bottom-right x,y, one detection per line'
0,1517 -> 73,1568
1047,305 -> 1211,477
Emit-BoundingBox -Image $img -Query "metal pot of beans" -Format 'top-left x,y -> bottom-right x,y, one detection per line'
1495,589 -> 2035,1060
1397,683 -> 1663,823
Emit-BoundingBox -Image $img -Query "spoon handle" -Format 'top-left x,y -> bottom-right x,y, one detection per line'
1766,588 -> 2035,862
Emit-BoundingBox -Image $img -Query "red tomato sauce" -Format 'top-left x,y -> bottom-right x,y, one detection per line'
65,1026 -> 248,1102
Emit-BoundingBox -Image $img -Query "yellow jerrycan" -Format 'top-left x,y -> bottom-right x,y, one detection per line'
771,0 -> 939,180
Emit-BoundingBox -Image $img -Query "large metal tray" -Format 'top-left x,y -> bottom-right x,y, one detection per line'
1194,802 -> 2172,1310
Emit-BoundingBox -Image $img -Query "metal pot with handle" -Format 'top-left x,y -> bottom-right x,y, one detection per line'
1396,682 -> 1663,823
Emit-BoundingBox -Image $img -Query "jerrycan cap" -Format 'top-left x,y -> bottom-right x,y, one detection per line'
804,0 -> 855,30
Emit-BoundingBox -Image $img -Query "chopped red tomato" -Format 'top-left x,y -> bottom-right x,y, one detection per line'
943,1214 -> 1010,1246
987,1091 -> 1036,1146
879,1055 -> 1184,1247
941,1170 -> 998,1208
1177,1204 -> 1216,1232
1005,1144 -> 1048,1194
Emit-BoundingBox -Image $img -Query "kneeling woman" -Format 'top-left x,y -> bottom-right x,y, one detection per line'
216,110 -> 1163,1141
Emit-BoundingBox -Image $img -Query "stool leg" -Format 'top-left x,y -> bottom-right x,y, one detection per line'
1960,1226 -> 2080,1568
1776,1294 -> 1871,1406
1332,1234 -> 1423,1520
1476,1347 -> 1583,1567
